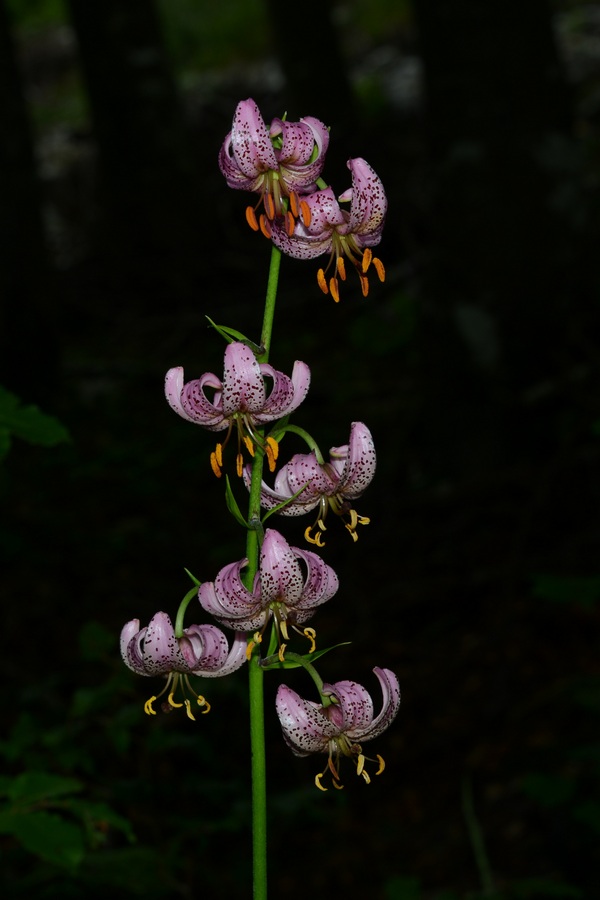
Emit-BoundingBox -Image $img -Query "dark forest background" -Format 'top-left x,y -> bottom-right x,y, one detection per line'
1,1 -> 600,898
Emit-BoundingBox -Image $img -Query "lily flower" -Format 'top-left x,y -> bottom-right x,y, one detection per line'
219,97 -> 329,237
247,421 -> 376,546
271,157 -> 387,302
165,341 -> 311,477
199,528 -> 339,656
120,612 -> 247,720
276,667 -> 400,790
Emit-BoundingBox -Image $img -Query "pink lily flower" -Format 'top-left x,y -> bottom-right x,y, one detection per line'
199,528 -> 339,654
276,667 -> 400,790
165,341 -> 311,477
247,422 -> 376,546
219,97 -> 329,237
121,612 -> 247,719
271,157 -> 387,302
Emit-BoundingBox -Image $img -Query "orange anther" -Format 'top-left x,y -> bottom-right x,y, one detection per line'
236,452 -> 244,478
362,247 -> 373,273
359,274 -> 369,297
245,206 -> 259,231
285,210 -> 295,237
299,199 -> 312,227
329,277 -> 340,303
264,192 -> 276,220
210,451 -> 222,478
317,269 -> 329,294
336,256 -> 347,280
259,214 -> 272,239
373,257 -> 385,282
289,191 -> 299,218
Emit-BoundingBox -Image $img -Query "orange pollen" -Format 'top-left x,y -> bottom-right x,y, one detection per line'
359,273 -> 369,297
336,256 -> 347,280
264,192 -> 276,220
236,452 -> 244,478
285,210 -> 295,237
362,247 -> 373,273
329,276 -> 340,303
299,199 -> 312,227
373,257 -> 385,282
317,269 -> 329,295
259,214 -> 272,239
245,206 -> 260,231
289,191 -> 299,218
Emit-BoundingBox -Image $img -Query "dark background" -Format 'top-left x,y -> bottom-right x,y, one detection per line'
1,1 -> 599,898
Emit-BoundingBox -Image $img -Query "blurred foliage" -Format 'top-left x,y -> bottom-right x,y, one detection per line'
0,386 -> 70,462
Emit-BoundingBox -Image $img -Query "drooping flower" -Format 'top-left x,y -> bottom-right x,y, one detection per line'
120,612 -> 247,719
271,157 -> 387,302
165,341 -> 311,477
246,421 -> 376,546
199,528 -> 339,656
276,667 -> 400,790
219,97 -> 329,237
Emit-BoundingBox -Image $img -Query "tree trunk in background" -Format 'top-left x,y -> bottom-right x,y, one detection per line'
410,0 -> 588,473
66,0 -> 201,307
0,0 -> 57,402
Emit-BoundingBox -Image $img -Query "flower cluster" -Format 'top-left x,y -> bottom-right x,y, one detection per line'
120,98 -> 399,792
220,98 -> 387,302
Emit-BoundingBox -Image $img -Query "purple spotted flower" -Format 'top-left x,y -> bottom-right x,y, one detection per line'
271,157 -> 387,302
120,612 -> 247,719
276,667 -> 400,790
219,97 -> 329,237
165,341 -> 310,477
246,422 -> 376,546
199,528 -> 339,653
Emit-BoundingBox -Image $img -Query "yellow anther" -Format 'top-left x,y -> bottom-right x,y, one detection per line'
144,697 -> 158,716
315,773 -> 328,791
215,443 -> 223,466
303,627 -> 317,653
317,268 -> 328,295
373,257 -> 385,282
289,190 -> 299,218
245,206 -> 259,231
332,780 -> 344,790
305,524 -> 325,547
168,691 -> 184,709
361,769 -> 372,785
198,696 -> 211,715
359,273 -> 369,297
280,620 -> 290,641
278,643 -> 287,662
356,753 -> 366,776
236,452 -> 244,478
362,247 -> 373,273
329,276 -> 340,303
264,192 -> 275,220
336,256 -> 347,280
300,199 -> 312,227
375,754 -> 385,775
184,699 -> 196,721
357,514 -> 371,526
246,631 -> 262,660
259,214 -> 272,239
210,451 -> 222,478
285,210 -> 295,237
266,436 -> 279,461
243,434 -> 255,456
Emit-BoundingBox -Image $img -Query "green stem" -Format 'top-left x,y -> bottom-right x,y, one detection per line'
246,242 -> 282,900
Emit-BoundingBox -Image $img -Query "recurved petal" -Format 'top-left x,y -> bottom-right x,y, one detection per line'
120,619 -> 146,674
184,624 -> 247,676
229,98 -> 278,177
352,667 -> 401,741
275,684 -> 337,756
279,451 -> 336,497
292,547 -> 339,609
346,157 -> 387,240
199,629 -> 248,677
324,680 -> 375,733
165,366 -> 226,430
259,529 -> 305,605
257,359 -> 311,421
335,421 -> 376,498
199,560 -> 258,620
139,612 -> 186,676
222,342 -> 267,416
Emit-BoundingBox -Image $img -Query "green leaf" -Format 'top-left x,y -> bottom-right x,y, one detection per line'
532,574 -> 600,610
224,475 -> 249,528
204,318 -> 263,354
7,771 -> 83,805
0,386 -> 69,460
260,642 -> 351,671
383,875 -> 422,900
0,809 -> 85,869
511,877 -> 583,898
